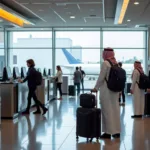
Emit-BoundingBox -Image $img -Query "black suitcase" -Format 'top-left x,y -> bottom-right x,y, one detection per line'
126,83 -> 131,94
144,93 -> 150,116
80,93 -> 96,108
76,107 -> 101,142
69,85 -> 75,96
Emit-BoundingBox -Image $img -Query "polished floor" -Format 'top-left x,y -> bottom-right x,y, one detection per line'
1,95 -> 150,150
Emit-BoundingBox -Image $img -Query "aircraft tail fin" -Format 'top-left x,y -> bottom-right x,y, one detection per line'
62,48 -> 82,64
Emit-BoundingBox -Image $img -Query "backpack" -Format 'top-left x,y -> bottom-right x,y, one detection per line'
136,70 -> 150,90
35,71 -> 42,86
105,60 -> 126,92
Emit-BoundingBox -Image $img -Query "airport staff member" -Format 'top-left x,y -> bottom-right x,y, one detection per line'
130,61 -> 145,118
53,65 -> 63,100
79,67 -> 86,92
19,59 -> 48,115
92,48 -> 120,139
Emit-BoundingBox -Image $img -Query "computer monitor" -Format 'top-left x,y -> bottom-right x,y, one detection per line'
48,69 -> 51,76
13,67 -> 20,79
43,68 -> 47,77
2,67 -> 12,81
21,67 -> 27,78
37,68 -> 42,73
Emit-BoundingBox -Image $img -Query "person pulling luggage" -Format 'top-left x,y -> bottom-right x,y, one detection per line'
92,48 -> 124,139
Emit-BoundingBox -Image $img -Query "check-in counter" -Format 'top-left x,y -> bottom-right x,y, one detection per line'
1,82 -> 28,119
1,77 -> 55,119
36,78 -> 49,105
49,77 -> 57,101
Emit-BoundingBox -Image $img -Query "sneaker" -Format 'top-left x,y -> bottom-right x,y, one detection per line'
33,110 -> 41,114
100,133 -> 111,139
42,108 -> 48,115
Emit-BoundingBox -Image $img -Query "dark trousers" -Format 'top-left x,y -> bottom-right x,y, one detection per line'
27,87 -> 45,111
56,83 -> 62,97
74,83 -> 80,95
119,90 -> 125,103
81,79 -> 84,91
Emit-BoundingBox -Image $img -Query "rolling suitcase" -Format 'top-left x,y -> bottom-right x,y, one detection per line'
80,93 -> 96,108
126,83 -> 131,94
76,92 -> 101,142
144,93 -> 150,116
69,85 -> 75,96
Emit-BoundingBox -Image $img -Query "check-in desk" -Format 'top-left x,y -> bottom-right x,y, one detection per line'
36,78 -> 49,105
1,82 -> 28,119
49,77 -> 57,101
1,78 -> 55,119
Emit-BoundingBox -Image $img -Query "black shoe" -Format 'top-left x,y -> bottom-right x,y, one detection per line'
33,110 -> 41,114
112,133 -> 120,138
42,108 -> 48,115
131,115 -> 142,118
136,115 -> 143,118
22,110 -> 29,115
100,133 -> 111,139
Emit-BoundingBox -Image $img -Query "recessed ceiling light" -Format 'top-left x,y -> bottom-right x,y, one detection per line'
39,9 -> 44,11
127,19 -> 131,22
134,2 -> 139,5
80,28 -> 83,30
70,16 -> 75,19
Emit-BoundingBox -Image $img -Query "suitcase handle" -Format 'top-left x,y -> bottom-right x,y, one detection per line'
91,91 -> 98,108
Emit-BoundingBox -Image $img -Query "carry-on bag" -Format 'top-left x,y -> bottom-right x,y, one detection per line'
76,92 -> 101,142
144,93 -> 150,116
69,85 -> 75,96
80,93 -> 96,108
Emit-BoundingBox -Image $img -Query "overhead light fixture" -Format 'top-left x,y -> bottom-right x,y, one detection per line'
70,16 -> 75,19
134,2 -> 139,5
114,0 -> 131,24
0,7 -> 34,27
80,28 -> 83,30
127,19 -> 131,22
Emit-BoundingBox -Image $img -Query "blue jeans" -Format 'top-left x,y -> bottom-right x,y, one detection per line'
74,83 -> 80,95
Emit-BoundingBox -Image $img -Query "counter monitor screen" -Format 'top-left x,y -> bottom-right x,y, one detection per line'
2,67 -> 12,81
37,68 -> 42,73
13,67 -> 20,79
21,67 -> 27,78
48,69 -> 51,76
43,68 -> 47,77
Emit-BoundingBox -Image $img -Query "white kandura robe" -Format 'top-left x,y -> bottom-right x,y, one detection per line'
94,61 -> 120,134
130,69 -> 145,115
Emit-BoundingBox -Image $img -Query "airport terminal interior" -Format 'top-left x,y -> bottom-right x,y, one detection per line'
1,0 -> 150,150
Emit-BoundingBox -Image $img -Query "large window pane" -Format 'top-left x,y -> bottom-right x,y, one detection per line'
103,31 -> 145,48
56,31 -> 100,48
10,32 -> 52,48
0,31 -> 4,76
9,49 -> 52,71
9,31 -> 53,73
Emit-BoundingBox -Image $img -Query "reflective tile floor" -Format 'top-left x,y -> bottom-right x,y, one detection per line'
1,95 -> 150,150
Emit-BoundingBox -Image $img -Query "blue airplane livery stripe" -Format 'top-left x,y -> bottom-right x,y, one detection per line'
62,48 -> 82,64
